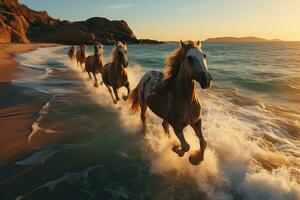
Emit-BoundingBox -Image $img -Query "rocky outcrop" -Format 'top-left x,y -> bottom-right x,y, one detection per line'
0,0 -> 56,43
0,0 -> 140,44
29,17 -> 138,45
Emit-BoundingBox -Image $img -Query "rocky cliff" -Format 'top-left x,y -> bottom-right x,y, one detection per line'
0,0 -> 138,44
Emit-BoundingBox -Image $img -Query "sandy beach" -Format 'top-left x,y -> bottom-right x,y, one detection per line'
0,43 -> 55,164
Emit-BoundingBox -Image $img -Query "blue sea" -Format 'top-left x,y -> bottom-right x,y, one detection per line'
0,42 -> 300,200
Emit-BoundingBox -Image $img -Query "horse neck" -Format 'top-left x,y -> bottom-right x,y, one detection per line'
81,49 -> 86,58
112,57 -> 124,72
94,53 -> 103,66
175,66 -> 195,103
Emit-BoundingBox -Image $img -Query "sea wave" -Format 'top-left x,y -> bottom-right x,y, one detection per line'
65,45 -> 300,199
13,45 -> 300,199
27,95 -> 56,143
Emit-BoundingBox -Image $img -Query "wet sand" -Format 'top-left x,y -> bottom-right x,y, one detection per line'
0,43 -> 55,164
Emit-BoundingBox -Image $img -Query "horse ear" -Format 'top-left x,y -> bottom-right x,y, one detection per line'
196,40 -> 201,48
180,40 -> 185,48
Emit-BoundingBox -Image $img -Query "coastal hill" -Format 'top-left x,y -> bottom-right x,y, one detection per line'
204,36 -> 282,43
0,0 -> 161,44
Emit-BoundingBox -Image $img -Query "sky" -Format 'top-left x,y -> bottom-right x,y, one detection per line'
20,0 -> 300,41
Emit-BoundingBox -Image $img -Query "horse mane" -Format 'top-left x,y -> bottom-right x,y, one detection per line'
158,41 -> 196,91
110,42 -> 125,66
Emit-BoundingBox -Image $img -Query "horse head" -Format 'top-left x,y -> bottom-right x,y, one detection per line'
94,42 -> 103,57
115,41 -> 129,68
80,44 -> 87,53
181,40 -> 212,89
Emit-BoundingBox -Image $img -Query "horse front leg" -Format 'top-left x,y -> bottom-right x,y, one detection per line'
105,83 -> 117,104
92,72 -> 99,87
122,82 -> 130,101
113,87 -> 120,102
172,126 -> 190,157
87,70 -> 92,80
189,119 -> 207,165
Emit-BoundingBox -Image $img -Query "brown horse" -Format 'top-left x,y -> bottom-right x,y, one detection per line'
68,46 -> 76,63
85,42 -> 104,87
129,40 -> 212,165
76,44 -> 87,68
102,42 -> 130,104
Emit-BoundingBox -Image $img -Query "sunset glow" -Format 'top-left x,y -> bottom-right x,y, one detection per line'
20,0 -> 300,41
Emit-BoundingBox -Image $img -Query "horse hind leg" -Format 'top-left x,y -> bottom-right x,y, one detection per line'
104,83 -> 117,104
122,82 -> 130,101
189,119 -> 206,165
172,127 -> 190,157
162,120 -> 170,138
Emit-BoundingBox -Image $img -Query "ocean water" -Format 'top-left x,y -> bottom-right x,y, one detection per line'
0,42 -> 300,200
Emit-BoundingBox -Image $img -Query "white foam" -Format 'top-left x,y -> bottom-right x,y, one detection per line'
28,98 -> 55,143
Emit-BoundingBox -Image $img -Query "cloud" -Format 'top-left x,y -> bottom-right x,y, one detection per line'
178,7 -> 194,12
106,4 -> 138,10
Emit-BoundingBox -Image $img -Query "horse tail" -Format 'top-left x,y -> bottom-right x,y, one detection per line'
129,86 -> 140,113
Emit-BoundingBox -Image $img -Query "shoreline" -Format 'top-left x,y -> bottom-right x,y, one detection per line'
0,43 -> 57,164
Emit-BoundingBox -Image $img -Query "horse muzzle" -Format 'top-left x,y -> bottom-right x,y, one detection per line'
198,72 -> 212,89
123,61 -> 129,68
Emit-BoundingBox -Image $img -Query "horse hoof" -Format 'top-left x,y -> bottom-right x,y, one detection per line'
172,146 -> 184,157
189,151 -> 203,165
113,100 -> 118,104
94,83 -> 99,87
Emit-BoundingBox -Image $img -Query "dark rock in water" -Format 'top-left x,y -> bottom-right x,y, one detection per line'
0,0 -> 139,44
138,39 -> 166,45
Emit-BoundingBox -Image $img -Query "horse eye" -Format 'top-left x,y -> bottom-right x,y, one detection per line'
203,54 -> 207,59
188,56 -> 194,64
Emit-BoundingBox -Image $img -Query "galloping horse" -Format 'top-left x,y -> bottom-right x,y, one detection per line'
129,40 -> 212,165
102,42 -> 130,104
68,46 -> 76,63
85,42 -> 104,87
76,44 -> 87,68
